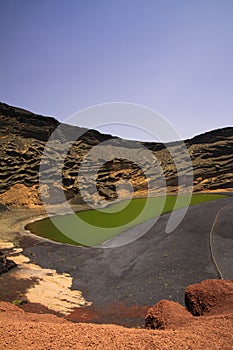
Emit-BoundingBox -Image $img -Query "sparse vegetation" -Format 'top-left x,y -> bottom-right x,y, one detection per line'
11,299 -> 25,306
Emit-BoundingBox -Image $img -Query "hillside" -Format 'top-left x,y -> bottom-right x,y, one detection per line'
0,102 -> 233,349
0,102 -> 233,207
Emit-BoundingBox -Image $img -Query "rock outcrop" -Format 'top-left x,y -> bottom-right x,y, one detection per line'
145,299 -> 191,329
1,280 -> 233,349
0,251 -> 16,275
185,279 -> 233,316
0,102 -> 233,207
145,279 -> 233,330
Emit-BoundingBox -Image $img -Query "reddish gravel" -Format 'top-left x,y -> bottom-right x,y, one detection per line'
145,299 -> 192,330
65,302 -> 149,327
1,280 -> 233,350
185,279 -> 233,316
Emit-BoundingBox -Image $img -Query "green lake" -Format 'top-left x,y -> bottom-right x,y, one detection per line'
25,194 -> 226,246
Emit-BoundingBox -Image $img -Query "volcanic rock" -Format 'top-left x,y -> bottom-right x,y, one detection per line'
145,299 -> 192,329
0,102 -> 233,207
185,279 -> 233,316
145,279 -> 233,331
1,279 -> 233,349
0,251 -> 17,275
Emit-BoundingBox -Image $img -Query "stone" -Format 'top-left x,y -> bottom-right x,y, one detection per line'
145,299 -> 191,330
185,279 -> 233,316
0,251 -> 17,275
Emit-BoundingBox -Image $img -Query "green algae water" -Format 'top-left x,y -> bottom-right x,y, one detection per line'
25,194 -> 226,246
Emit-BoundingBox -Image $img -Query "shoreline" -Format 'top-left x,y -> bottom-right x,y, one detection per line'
2,189 -> 232,244
0,191 -> 232,319
22,191 -> 232,248
0,204 -> 92,315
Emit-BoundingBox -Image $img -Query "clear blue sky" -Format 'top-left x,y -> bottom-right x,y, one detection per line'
0,0 -> 232,141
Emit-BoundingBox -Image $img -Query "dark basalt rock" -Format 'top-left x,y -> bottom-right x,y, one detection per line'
0,252 -> 17,275
0,204 -> 8,211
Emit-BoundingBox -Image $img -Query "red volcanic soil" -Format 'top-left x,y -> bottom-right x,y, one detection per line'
65,302 -> 149,327
1,280 -> 233,349
185,279 -> 233,316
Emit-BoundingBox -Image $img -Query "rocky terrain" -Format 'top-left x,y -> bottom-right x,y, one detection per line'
0,251 -> 16,275
0,279 -> 233,349
0,102 -> 233,207
0,102 -> 233,349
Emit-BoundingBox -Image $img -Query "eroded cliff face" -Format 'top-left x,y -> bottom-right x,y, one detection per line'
0,102 -> 233,207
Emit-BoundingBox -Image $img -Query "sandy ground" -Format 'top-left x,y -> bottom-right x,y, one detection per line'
7,249 -> 91,314
0,205 -> 92,315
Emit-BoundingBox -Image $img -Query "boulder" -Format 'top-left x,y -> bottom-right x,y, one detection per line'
185,279 -> 233,316
0,251 -> 16,275
145,299 -> 191,330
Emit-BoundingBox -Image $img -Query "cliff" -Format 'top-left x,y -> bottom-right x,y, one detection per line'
0,102 -> 232,207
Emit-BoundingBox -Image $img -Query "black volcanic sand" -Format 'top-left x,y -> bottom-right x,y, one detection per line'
1,196 -> 233,326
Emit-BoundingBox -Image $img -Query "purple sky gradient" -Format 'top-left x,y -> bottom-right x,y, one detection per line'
0,0 -> 232,141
